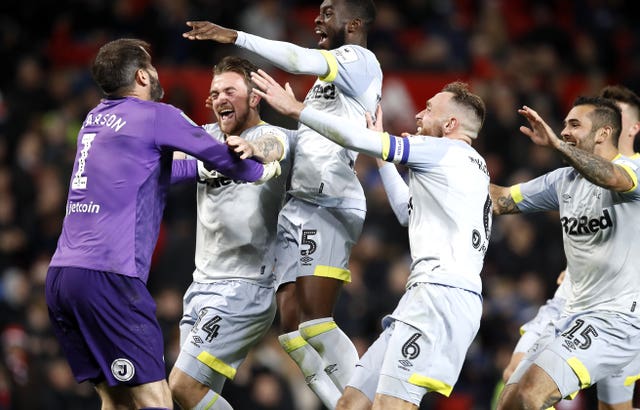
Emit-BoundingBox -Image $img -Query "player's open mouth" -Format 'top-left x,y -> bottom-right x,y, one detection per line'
316,28 -> 328,45
218,108 -> 234,121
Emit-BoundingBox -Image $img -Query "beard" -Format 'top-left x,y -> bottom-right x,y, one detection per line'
149,75 -> 164,101
218,100 -> 251,135
420,123 -> 444,137
327,27 -> 348,49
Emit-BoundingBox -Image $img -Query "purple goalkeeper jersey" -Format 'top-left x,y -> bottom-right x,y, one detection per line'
50,96 -> 264,283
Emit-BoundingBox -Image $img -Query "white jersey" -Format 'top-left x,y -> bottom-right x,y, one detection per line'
291,45 -> 382,210
381,135 -> 491,294
193,122 -> 292,285
513,156 -> 640,314
401,136 -> 490,293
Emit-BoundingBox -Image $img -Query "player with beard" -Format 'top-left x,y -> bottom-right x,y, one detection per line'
168,56 -> 292,410
489,97 -> 640,409
251,70 -> 490,410
44,39 -> 279,410
182,1 -> 381,408
501,86 -> 640,410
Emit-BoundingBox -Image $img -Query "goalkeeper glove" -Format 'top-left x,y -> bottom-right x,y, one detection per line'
255,161 -> 281,184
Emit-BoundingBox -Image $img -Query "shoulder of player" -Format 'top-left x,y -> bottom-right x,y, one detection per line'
330,44 -> 380,65
147,101 -> 200,124
203,122 -> 221,133
249,122 -> 289,140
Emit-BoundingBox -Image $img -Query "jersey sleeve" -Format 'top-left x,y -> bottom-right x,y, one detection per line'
152,104 -> 264,182
378,133 -> 453,172
170,159 -> 197,184
510,168 -> 567,213
378,162 -> 410,226
298,107 -> 427,168
613,155 -> 640,199
257,125 -> 289,162
235,31 -> 329,76
319,45 -> 382,98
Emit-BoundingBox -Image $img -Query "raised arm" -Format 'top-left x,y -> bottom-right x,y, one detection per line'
518,105 -> 635,192
250,69 -> 383,157
490,183 -> 521,215
183,21 -> 329,76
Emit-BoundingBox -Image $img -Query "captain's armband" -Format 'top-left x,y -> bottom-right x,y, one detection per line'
381,133 -> 409,165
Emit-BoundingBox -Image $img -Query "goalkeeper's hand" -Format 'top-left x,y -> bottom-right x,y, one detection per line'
255,161 -> 281,184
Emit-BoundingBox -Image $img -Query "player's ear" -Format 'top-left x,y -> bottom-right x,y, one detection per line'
347,18 -> 362,33
249,89 -> 261,107
596,126 -> 611,143
135,68 -> 149,86
444,116 -> 458,134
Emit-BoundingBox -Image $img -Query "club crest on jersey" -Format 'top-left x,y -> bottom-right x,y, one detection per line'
560,209 -> 613,235
111,358 -> 135,382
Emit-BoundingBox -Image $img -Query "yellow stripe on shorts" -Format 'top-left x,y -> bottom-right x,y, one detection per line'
313,265 -> 351,282
407,373 -> 454,397
299,321 -> 337,339
318,50 -> 338,82
566,357 -> 591,389
197,351 -> 236,380
624,372 -> 640,386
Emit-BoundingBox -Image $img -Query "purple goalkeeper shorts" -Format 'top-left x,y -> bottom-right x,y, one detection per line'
45,266 -> 166,386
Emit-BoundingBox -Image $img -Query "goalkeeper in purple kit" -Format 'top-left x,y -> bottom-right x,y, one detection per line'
44,38 -> 278,409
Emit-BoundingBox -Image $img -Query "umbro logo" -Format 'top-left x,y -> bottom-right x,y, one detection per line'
562,193 -> 572,202
398,360 -> 413,367
301,256 -> 313,265
324,364 -> 338,375
305,374 -> 316,384
191,335 -> 204,347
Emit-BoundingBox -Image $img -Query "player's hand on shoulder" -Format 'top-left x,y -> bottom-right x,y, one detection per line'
183,21 -> 237,43
226,135 -> 254,160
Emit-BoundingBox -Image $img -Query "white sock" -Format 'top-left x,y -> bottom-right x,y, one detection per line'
299,317 -> 358,391
191,389 -> 233,410
279,330 -> 341,409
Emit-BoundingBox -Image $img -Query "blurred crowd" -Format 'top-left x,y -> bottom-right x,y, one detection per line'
1,0 -> 639,409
